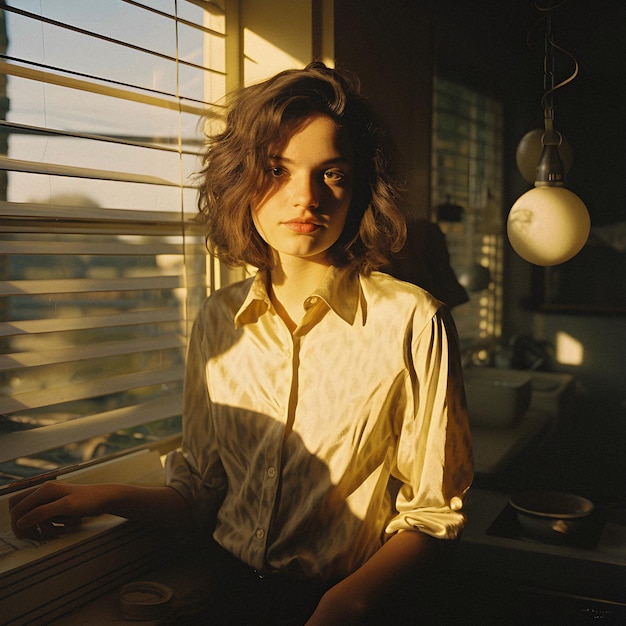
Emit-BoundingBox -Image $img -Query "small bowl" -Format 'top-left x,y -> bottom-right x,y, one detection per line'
510,491 -> 594,542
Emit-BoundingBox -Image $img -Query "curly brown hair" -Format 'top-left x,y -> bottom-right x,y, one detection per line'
196,61 -> 406,274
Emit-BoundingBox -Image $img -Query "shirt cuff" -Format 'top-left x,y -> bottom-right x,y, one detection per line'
385,503 -> 467,540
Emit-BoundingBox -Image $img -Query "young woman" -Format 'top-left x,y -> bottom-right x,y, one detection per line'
11,62 -> 472,625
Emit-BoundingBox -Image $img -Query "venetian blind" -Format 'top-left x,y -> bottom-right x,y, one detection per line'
0,0 -> 227,484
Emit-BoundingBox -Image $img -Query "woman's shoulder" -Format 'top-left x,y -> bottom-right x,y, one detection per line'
365,270 -> 441,303
361,272 -> 456,339
196,275 -> 256,319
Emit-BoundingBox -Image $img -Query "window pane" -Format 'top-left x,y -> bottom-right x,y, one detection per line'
5,172 -> 184,211
6,7 -> 178,93
5,74 -> 184,144
431,77 -> 504,350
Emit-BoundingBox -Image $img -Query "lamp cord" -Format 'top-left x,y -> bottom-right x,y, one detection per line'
527,1 -> 580,144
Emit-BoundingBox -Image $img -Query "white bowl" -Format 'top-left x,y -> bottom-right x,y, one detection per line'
510,491 -> 594,541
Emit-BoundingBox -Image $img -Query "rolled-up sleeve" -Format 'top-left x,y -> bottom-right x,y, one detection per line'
386,306 -> 473,539
166,314 -> 227,529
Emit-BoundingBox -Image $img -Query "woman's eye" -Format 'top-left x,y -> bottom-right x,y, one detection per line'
324,169 -> 345,182
269,166 -> 286,178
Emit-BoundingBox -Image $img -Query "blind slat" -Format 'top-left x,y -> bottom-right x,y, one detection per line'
0,60 -> 208,115
0,155 -> 179,187
0,309 -> 182,338
0,240 -> 191,256
0,395 -> 182,465
0,119 -> 201,154
0,365 -> 184,415
0,275 -> 182,296
0,335 -> 184,372
0,201 -> 202,233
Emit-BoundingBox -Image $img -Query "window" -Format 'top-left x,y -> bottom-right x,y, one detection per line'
431,76 -> 504,354
0,0 -> 229,486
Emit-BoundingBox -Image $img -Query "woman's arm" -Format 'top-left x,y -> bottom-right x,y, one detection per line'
10,481 -> 194,539
306,529 -> 445,625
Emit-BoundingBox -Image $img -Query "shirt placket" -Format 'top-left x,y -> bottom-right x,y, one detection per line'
249,322 -> 298,572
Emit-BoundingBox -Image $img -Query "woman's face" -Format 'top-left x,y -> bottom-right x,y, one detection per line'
251,114 -> 353,266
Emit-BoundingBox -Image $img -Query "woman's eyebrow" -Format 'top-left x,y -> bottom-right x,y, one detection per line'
268,154 -> 351,166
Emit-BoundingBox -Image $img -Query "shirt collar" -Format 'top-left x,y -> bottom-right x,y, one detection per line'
234,270 -> 272,328
234,266 -> 361,328
309,265 -> 361,325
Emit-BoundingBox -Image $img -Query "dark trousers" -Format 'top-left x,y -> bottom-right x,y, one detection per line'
165,539 -> 329,625
161,536 -> 442,625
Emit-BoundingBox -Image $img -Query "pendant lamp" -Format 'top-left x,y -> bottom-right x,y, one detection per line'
507,1 -> 590,266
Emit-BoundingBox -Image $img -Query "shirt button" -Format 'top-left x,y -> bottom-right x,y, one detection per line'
255,528 -> 265,540
450,496 -> 463,511
267,466 -> 276,478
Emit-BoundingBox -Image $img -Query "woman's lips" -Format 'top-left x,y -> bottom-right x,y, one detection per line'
283,221 -> 322,234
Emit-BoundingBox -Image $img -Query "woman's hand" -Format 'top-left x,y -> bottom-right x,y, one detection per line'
9,482 -> 110,540
9,481 -> 194,540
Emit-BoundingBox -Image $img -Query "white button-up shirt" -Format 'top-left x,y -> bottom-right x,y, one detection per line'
167,266 -> 473,581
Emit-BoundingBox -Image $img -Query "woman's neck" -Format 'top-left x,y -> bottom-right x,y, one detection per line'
268,256 -> 331,331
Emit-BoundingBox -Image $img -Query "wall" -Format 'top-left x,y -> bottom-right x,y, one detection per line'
532,314 -> 624,403
333,0 -> 433,219
238,0 -> 334,85
238,0 -> 314,83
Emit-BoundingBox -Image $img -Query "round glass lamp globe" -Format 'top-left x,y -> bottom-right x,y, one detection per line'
507,186 -> 590,266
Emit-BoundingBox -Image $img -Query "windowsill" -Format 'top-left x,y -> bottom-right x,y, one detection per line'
1,449 -> 168,625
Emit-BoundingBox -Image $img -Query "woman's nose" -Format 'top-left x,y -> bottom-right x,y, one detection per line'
290,173 -> 320,209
